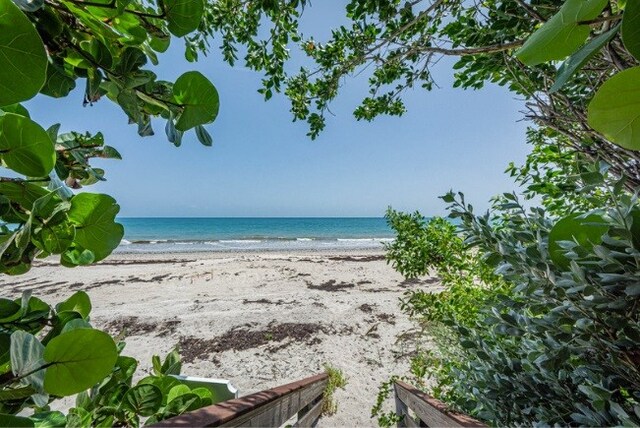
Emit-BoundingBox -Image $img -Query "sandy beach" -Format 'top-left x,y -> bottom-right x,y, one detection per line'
0,250 -> 438,427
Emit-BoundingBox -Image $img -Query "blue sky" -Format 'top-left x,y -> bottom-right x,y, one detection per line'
25,3 -> 530,217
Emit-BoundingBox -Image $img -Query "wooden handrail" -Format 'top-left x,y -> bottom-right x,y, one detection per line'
394,381 -> 486,427
151,373 -> 328,427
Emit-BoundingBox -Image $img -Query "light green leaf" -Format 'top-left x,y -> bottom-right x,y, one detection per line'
587,66 -> 640,150
30,411 -> 66,428
550,25 -> 620,93
0,0 -> 48,106
67,193 -> 124,262
0,113 -> 55,177
55,291 -> 91,319
164,0 -> 203,37
622,0 -> 640,60
121,384 -> 162,416
34,222 -> 75,255
174,71 -> 219,131
516,0 -> 609,66
43,329 -> 118,396
10,331 -> 46,394
548,214 -> 608,269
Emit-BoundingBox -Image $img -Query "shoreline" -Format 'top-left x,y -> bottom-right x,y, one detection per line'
2,250 -> 436,427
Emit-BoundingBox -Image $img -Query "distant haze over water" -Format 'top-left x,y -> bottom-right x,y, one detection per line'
116,217 -> 395,253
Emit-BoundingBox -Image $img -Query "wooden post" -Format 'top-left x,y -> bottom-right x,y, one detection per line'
393,381 -> 486,428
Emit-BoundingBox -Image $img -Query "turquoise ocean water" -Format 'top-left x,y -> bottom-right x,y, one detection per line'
116,217 -> 394,253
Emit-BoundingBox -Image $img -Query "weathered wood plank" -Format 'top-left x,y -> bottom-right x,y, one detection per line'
151,373 -> 328,427
402,410 -> 419,428
395,393 -> 409,428
394,381 -> 486,428
294,398 -> 323,427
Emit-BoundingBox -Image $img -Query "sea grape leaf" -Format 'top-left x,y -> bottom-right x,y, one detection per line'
43,329 -> 118,396
587,66 -> 640,150
121,384 -> 162,416
516,0 -> 609,66
195,125 -> 213,146
550,25 -> 620,93
0,0 -> 48,106
164,0 -> 204,37
0,299 -> 21,322
40,62 -> 76,98
0,103 -> 30,118
0,182 -> 48,209
34,222 -> 75,255
548,214 -> 608,270
173,71 -> 219,131
29,411 -> 66,428
0,414 -> 34,427
10,331 -> 46,394
55,291 -> 91,319
67,193 -> 124,262
0,113 -> 55,177
622,0 -> 640,60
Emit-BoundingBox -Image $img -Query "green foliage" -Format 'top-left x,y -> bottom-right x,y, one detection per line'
622,0 -> 640,60
587,67 -> 640,150
0,291 -> 216,426
547,213 -> 608,270
385,210 -> 508,327
321,364 -> 347,416
0,114 -> 55,178
515,0 -> 608,66
0,0 -> 47,106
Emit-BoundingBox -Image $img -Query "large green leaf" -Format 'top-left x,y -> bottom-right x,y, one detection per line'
548,214 -> 608,270
550,25 -> 619,93
0,0 -> 48,106
164,0 -> 204,37
67,193 -> 124,262
622,0 -> 640,60
55,291 -> 91,319
0,114 -> 55,176
121,384 -> 162,416
516,0 -> 609,66
43,329 -> 118,396
587,67 -> 640,150
173,71 -> 219,131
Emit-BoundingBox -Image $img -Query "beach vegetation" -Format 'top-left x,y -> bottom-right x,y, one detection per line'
0,291 -> 210,426
321,363 -> 347,416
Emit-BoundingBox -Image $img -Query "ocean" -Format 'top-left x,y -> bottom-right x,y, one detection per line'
116,217 -> 395,253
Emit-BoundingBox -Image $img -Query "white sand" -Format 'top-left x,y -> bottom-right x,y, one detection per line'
1,250 -> 438,427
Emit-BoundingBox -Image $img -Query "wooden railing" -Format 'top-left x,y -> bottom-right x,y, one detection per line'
151,373 -> 328,427
394,381 -> 486,427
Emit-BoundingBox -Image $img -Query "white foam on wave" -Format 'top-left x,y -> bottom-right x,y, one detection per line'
219,240 -> 262,244
120,239 -> 132,245
175,242 -> 195,245
296,238 -> 314,241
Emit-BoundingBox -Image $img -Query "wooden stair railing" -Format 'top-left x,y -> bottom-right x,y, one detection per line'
151,373 -> 328,427
394,381 -> 486,427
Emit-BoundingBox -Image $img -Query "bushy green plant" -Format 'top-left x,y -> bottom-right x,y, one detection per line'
385,210 -> 508,327
0,291 -> 208,426
321,363 -> 347,416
